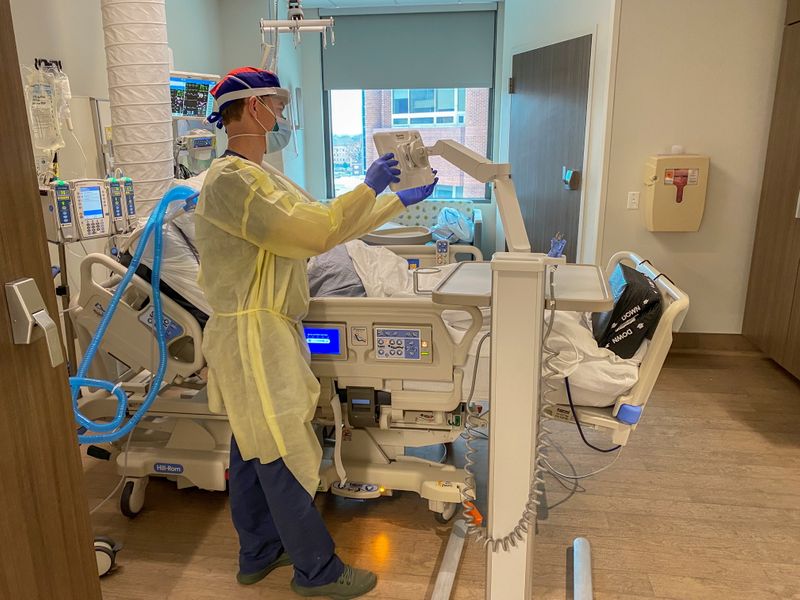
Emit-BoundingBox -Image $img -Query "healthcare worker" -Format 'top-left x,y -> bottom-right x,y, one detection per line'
196,67 -> 437,599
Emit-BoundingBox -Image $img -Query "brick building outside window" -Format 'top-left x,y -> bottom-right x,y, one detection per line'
330,88 -> 491,198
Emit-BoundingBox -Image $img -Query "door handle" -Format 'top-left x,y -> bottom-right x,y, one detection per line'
5,277 -> 65,368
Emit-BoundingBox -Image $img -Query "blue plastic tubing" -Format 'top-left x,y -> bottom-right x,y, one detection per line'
71,186 -> 199,444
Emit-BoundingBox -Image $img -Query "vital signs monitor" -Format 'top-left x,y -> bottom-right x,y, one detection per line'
170,72 -> 219,120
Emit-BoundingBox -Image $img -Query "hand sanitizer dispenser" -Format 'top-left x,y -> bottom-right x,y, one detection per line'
643,154 -> 710,232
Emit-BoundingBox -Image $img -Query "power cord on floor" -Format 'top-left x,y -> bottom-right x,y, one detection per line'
565,377 -> 622,453
545,440 -> 586,511
542,447 -> 623,481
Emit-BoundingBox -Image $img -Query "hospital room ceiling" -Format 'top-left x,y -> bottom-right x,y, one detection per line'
301,0 -> 500,7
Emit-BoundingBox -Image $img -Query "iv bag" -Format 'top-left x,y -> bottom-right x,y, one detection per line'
50,68 -> 74,131
23,67 -> 65,153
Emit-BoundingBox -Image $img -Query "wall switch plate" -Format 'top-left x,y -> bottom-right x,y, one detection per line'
627,192 -> 640,210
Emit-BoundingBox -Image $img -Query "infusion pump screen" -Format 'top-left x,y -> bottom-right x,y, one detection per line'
170,77 -> 214,118
80,186 -> 104,218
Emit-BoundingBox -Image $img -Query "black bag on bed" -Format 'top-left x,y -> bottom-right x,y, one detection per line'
592,263 -> 662,359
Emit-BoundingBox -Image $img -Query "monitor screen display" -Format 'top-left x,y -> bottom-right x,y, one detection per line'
170,76 -> 215,118
305,327 -> 341,356
80,186 -> 104,219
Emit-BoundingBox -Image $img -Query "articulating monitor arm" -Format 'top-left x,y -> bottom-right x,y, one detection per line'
426,140 -> 530,254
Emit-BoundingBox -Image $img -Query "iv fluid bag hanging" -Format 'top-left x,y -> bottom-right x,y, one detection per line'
23,68 -> 65,153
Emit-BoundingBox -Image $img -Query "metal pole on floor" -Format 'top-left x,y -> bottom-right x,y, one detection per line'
431,519 -> 468,600
573,537 -> 594,600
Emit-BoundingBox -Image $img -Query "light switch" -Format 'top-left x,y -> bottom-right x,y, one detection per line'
627,192 -> 640,210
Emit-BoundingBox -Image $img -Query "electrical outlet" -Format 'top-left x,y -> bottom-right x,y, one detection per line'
627,192 -> 640,210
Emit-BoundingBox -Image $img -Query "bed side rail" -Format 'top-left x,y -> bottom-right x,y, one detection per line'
387,244 -> 483,268
605,251 -> 690,422
72,253 -> 205,381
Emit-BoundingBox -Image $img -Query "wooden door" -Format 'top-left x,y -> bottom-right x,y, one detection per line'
0,0 -> 102,597
508,35 -> 592,261
784,262 -> 800,378
743,21 -> 800,364
788,0 -> 800,25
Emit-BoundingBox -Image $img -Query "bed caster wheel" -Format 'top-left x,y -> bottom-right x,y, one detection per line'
435,503 -> 459,524
120,476 -> 148,518
94,536 -> 120,576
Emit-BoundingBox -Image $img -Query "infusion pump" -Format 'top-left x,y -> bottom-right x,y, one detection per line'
42,178 -> 137,243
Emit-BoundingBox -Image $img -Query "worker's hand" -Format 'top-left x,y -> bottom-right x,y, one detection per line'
397,170 -> 438,207
364,153 -> 401,194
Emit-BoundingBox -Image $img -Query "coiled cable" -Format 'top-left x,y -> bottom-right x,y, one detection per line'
460,266 -> 564,551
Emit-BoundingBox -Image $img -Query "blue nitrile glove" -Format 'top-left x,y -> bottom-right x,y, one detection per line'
364,153 -> 401,194
397,171 -> 439,207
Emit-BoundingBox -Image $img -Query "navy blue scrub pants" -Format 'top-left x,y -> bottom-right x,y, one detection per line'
229,435 -> 345,586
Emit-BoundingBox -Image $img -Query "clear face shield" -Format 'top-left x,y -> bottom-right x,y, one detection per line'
211,77 -> 297,156
259,91 -> 297,156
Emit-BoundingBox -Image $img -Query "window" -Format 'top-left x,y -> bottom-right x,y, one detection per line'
389,88 -> 467,128
328,88 -> 492,200
436,89 -> 455,112
392,90 -> 408,114
409,89 -> 435,113
432,185 -> 464,199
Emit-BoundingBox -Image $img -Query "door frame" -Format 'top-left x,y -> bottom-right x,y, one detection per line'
495,0 -> 624,264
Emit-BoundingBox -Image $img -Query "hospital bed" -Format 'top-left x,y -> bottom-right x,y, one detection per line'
72,236 -> 687,521
72,246 -> 482,519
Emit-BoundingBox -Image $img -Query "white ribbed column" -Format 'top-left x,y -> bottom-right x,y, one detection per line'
101,0 -> 174,217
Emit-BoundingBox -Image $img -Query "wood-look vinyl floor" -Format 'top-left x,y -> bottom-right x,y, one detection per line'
85,353 -> 800,599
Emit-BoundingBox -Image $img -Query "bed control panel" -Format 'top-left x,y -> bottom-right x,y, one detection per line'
374,326 -> 433,363
435,240 -> 449,265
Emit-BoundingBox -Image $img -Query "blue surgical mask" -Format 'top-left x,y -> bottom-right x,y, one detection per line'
268,118 -> 292,153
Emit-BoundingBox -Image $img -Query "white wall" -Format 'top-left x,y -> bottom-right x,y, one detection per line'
494,0 -> 618,261
10,0 -> 110,182
173,0 -> 308,186
10,0 -> 107,98
602,0 -> 785,333
166,0 -> 223,75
